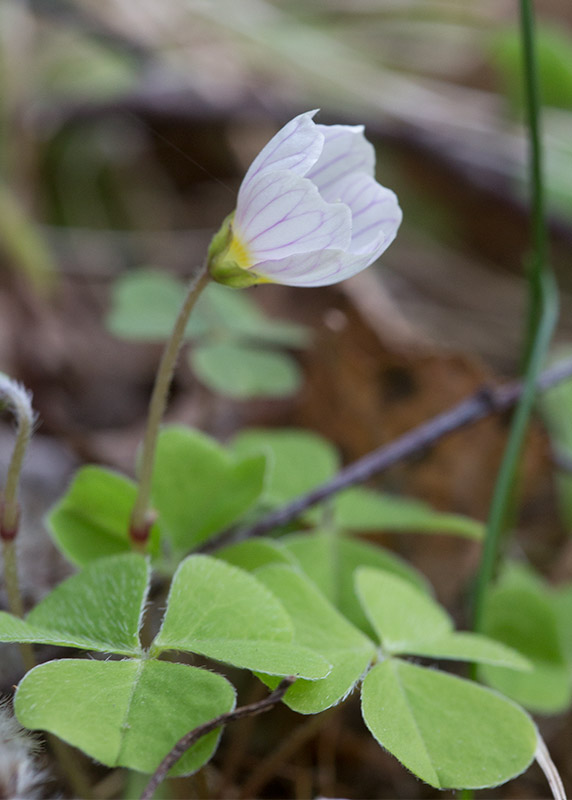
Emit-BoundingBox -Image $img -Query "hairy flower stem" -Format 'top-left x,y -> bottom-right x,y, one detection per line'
130,265 -> 210,543
2,541 -> 34,671
0,375 -> 34,541
0,374 -> 35,672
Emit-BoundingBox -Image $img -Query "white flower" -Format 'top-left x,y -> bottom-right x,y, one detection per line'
208,110 -> 402,288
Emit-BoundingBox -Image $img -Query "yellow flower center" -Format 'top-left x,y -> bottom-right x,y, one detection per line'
227,231 -> 253,270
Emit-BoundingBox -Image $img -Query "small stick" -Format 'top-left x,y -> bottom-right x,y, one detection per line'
208,355 -> 572,548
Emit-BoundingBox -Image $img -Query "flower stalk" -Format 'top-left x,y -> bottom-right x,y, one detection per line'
129,265 -> 210,544
0,373 -> 36,671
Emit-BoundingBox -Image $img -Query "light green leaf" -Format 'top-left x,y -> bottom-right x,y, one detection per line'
492,24 -> 572,113
151,426 -> 266,554
106,269 -> 200,341
191,341 -> 301,399
331,487 -> 483,539
355,569 -> 527,669
152,555 -> 330,679
402,632 -> 531,670
47,466 -> 160,566
217,538 -> 296,572
15,659 -> 235,775
106,273 -> 309,348
255,564 -> 376,713
283,531 -> 430,639
233,428 -> 339,505
479,565 -> 572,713
198,283 -> 310,348
0,554 -> 148,655
355,568 -> 452,652
361,660 -> 537,789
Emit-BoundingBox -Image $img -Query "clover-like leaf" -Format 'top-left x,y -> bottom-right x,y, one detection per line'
284,531 -> 429,638
254,564 -> 376,713
198,282 -> 310,348
233,428 -> 339,506
152,555 -> 330,679
404,632 -> 531,670
217,538 -> 296,572
0,554 -> 148,655
356,568 -> 452,652
361,659 -> 537,789
151,426 -> 266,554
331,487 -> 484,539
355,569 -> 529,669
106,269 -> 209,341
107,270 -> 309,348
479,564 -> 572,712
47,466 -> 160,566
191,342 -> 301,399
15,659 -> 235,775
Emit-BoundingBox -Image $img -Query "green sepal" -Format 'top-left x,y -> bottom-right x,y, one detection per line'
207,213 -> 263,288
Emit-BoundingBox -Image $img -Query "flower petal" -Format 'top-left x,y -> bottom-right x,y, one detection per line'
252,248 -> 366,287
254,181 -> 401,288
235,170 -> 352,261
306,125 -> 375,202
240,111 -> 323,194
337,173 -> 402,255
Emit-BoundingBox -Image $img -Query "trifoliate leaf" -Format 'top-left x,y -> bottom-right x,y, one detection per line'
16,659 -> 235,775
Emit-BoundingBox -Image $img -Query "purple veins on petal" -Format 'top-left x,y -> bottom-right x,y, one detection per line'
235,170 -> 351,259
240,111 -> 323,192
307,125 -> 375,201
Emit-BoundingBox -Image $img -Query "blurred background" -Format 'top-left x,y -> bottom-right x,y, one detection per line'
2,0 -> 572,797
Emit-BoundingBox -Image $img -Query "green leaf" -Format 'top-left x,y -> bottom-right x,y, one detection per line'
491,24 -> 572,113
355,568 -> 452,652
403,632 -> 531,670
361,660 -> 537,789
283,531 -> 430,639
106,272 -> 309,348
233,428 -> 339,505
0,554 -> 148,655
354,568 -> 529,670
478,565 -> 572,713
254,564 -> 376,713
106,269 -> 197,341
197,283 -> 310,348
152,555 -> 330,679
15,659 -> 235,775
331,487 -> 483,539
151,426 -> 266,554
191,341 -> 301,399
217,538 -> 296,572
47,466 -> 160,566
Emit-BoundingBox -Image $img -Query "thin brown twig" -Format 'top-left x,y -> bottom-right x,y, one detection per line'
206,355 -> 572,548
139,677 -> 295,800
